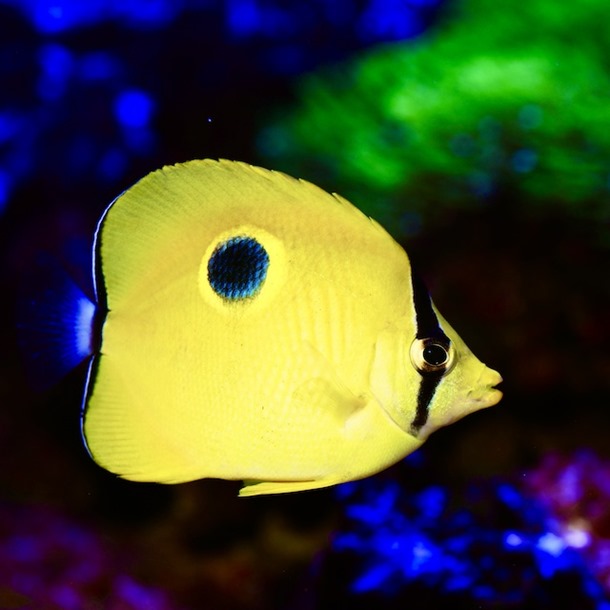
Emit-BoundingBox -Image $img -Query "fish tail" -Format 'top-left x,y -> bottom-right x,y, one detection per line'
16,254 -> 97,390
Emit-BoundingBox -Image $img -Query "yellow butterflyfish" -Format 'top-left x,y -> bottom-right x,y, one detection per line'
36,159 -> 503,496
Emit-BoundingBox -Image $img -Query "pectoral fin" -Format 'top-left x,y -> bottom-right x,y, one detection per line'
291,342 -> 366,426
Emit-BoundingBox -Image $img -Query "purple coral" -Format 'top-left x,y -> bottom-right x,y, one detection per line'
524,450 -> 610,595
0,502 -> 182,610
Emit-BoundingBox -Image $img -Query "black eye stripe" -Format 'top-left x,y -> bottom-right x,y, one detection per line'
411,270 -> 449,343
410,375 -> 440,433
410,269 -> 451,435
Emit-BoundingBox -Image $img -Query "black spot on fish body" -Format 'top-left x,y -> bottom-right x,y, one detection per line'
207,236 -> 269,300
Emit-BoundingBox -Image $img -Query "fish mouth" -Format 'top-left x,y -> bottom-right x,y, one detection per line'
486,370 -> 503,407
486,386 -> 503,407
475,367 -> 503,409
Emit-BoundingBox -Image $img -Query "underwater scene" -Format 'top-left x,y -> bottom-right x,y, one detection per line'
1,0 -> 610,608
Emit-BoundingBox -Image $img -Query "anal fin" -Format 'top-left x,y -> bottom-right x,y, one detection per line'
239,477 -> 340,497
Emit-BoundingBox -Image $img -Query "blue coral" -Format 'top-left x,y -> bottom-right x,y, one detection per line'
329,452 -> 610,608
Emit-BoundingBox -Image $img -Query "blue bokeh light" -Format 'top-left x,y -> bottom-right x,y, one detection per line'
78,52 -> 119,81
37,43 -> 73,100
1,0 -> 436,39
32,0 -> 107,34
114,89 -> 155,129
123,128 -> 156,155
34,1 -> 70,33
0,169 -> 12,213
0,0 -> 440,206
119,0 -> 180,28
1,0 -> 180,32
359,0 -> 428,40
503,531 -> 523,548
97,147 -> 128,181
226,0 -> 260,37
0,112 -> 21,144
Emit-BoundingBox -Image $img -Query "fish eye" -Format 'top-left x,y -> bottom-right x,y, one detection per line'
423,343 -> 448,366
410,338 -> 454,375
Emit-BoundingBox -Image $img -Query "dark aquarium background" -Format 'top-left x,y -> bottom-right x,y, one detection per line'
1,0 -> 610,608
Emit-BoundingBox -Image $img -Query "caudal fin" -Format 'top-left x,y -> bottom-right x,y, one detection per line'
16,255 -> 97,390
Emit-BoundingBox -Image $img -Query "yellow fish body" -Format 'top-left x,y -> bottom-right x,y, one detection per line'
82,159 -> 502,496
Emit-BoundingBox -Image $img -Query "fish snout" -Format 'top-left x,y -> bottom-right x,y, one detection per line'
476,366 -> 503,409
